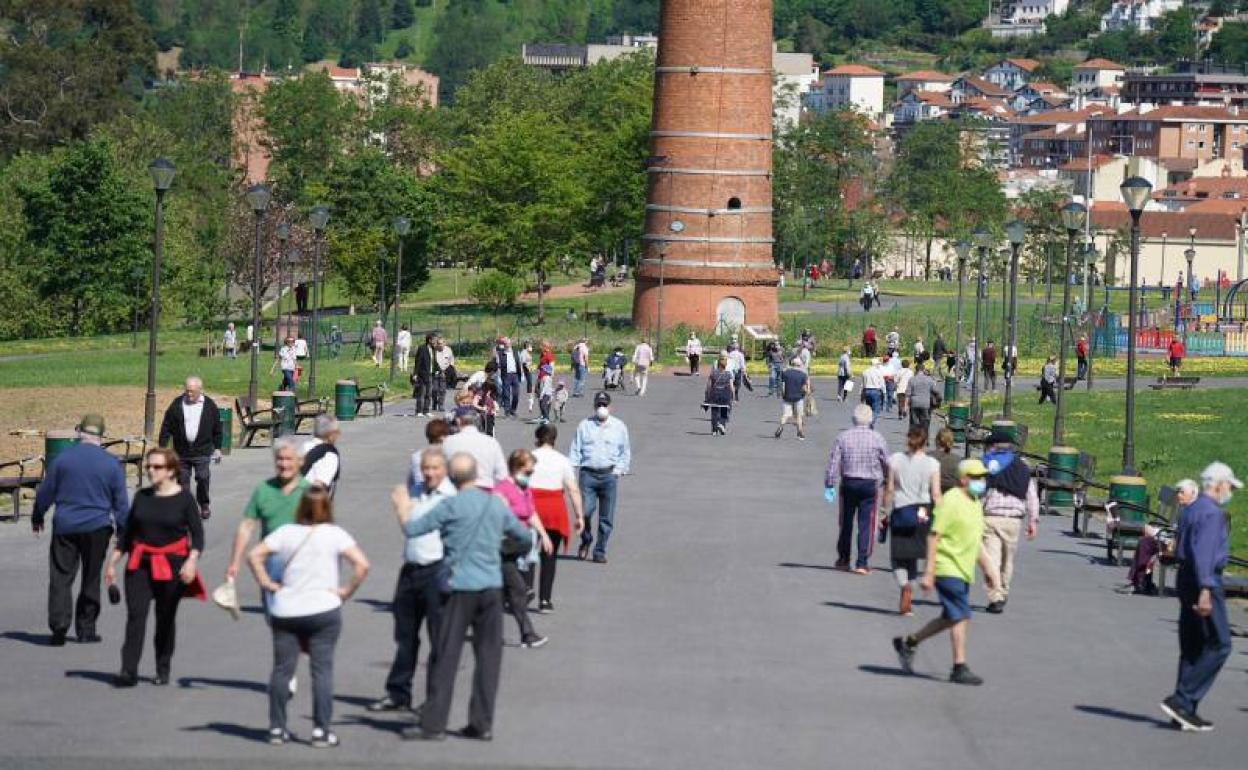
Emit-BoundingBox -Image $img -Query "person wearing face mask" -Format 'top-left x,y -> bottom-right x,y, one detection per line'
569,392 -> 631,563
1160,461 -> 1241,732
493,449 -> 554,648
892,458 -> 994,686
978,429 -> 1039,614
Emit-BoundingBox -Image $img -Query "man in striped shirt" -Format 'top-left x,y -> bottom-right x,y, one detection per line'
979,429 -> 1039,614
825,404 -> 890,574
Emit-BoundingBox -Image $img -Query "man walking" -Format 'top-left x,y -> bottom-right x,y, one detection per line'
1167,336 -> 1185,377
570,392 -> 631,564
893,458 -> 993,685
32,414 -> 129,646
1075,335 -> 1088,381
908,365 -> 941,439
400,453 -> 534,741
861,358 -> 886,427
371,448 -> 456,726
631,337 -> 654,397
1039,356 -> 1058,404
981,341 -> 997,392
774,357 -> 810,440
932,332 -> 948,378
765,340 -> 785,397
571,337 -> 590,397
1160,462 -> 1240,732
411,334 -> 439,417
824,404 -> 890,574
495,338 -> 523,417
980,429 -> 1039,613
158,376 -> 223,519
395,324 -> 413,373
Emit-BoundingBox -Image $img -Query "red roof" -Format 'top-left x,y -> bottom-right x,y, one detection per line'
896,70 -> 954,82
1011,107 -> 1105,125
1095,105 -> 1248,122
1003,58 -> 1041,72
1076,58 -> 1125,71
1058,154 -> 1113,172
1158,176 -> 1248,200
825,64 -> 884,77
1024,82 -> 1063,93
907,90 -> 955,107
956,76 -> 1011,98
1090,206 -> 1242,241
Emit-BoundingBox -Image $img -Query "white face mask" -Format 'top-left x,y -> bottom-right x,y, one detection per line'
595,406 -> 610,421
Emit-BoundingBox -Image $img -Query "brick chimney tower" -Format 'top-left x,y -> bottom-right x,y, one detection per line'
632,0 -> 779,336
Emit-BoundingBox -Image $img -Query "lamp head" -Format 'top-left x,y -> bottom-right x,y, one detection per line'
149,158 -> 175,192
1006,219 -> 1026,246
954,239 -> 971,262
275,223 -> 290,243
309,205 -> 330,231
973,228 -> 993,250
245,184 -> 271,215
1188,226 -> 1197,240
393,216 -> 411,237
1118,176 -> 1152,215
1060,201 -> 1087,234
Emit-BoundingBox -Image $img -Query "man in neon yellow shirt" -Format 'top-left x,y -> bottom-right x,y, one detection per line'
892,458 -> 994,685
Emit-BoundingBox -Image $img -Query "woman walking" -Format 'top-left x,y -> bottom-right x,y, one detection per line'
704,354 -> 735,436
494,450 -> 554,647
882,427 -> 942,616
931,428 -> 961,493
530,425 -> 585,613
837,346 -> 852,401
106,448 -> 205,687
247,486 -> 370,748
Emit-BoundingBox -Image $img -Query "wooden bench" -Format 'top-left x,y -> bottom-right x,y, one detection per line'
354,383 -> 387,417
0,455 -> 44,521
102,436 -> 150,491
293,398 -> 329,434
234,396 -> 285,447
583,310 -> 606,322
1149,376 -> 1200,391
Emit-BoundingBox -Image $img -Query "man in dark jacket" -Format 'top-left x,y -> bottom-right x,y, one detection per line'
411,334 -> 439,417
495,337 -> 524,417
32,414 -> 129,646
158,376 -> 223,519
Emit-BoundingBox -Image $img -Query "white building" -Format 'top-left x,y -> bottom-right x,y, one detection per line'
1100,0 -> 1184,33
892,90 -> 954,124
1071,58 -> 1126,94
894,70 -> 954,99
983,58 -> 1042,91
773,51 -> 820,130
805,64 -> 885,120
986,0 -> 1071,38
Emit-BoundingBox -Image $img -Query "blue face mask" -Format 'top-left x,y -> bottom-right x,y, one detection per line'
968,479 -> 988,498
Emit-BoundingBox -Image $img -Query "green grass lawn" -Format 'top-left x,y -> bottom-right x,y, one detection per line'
978,388 -> 1248,558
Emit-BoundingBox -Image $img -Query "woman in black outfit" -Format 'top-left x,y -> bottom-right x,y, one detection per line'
105,448 -> 204,687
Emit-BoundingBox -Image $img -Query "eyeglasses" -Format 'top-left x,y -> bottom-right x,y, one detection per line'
144,464 -> 167,470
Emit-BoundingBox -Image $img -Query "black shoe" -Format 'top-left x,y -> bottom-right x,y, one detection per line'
521,634 -> 549,649
577,543 -> 590,560
77,633 -> 102,644
892,636 -> 916,674
985,601 -> 1005,614
367,696 -> 408,713
153,673 -> 169,686
539,600 -> 554,614
199,506 -> 211,521
774,426 -> 783,439
49,631 -> 67,647
592,554 -> 607,564
455,724 -> 493,741
949,665 -> 983,686
402,727 -> 445,741
1160,696 -> 1205,731
113,672 -> 139,688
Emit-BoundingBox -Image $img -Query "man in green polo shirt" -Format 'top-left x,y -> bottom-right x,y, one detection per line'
892,458 -> 994,685
225,438 -> 310,582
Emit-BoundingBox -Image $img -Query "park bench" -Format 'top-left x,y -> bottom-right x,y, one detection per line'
0,455 -> 44,521
353,382 -> 387,417
293,397 -> 329,434
1149,376 -> 1200,391
583,310 -> 606,323
102,436 -> 149,491
676,345 -> 724,358
234,396 -> 285,448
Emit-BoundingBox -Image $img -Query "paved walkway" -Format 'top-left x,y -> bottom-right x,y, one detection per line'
0,376 -> 1243,768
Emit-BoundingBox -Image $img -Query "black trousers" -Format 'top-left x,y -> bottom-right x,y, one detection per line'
178,456 -> 212,508
48,526 -> 112,637
1039,381 -> 1057,404
501,557 -> 536,640
121,558 -> 186,678
421,589 -> 503,735
538,532 -> 564,604
412,376 -> 432,413
909,406 -> 931,438
383,561 -> 446,707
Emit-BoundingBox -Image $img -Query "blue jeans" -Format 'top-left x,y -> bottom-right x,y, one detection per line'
837,478 -> 878,569
1172,577 -> 1232,713
280,369 -> 296,391
579,469 -> 618,558
863,388 -> 883,427
767,364 -> 782,396
572,363 -> 587,396
501,373 -> 520,415
884,379 -> 896,410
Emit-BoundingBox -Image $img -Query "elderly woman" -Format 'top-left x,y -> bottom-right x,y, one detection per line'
493,449 -> 554,648
703,354 -> 735,436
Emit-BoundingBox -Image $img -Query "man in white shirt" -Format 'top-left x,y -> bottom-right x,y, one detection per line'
300,415 -> 341,497
441,407 -> 507,490
370,448 -> 456,720
725,344 -> 747,401
631,339 -> 654,397
686,332 -> 703,375
269,336 -> 298,390
571,337 -> 590,397
895,360 -> 915,419
433,338 -> 456,411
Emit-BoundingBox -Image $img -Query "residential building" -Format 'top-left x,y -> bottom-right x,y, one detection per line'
1072,58 -> 1125,93
806,64 -> 885,120
1020,124 -> 1089,168
773,52 -> 820,129
1010,81 -> 1068,113
982,58 -> 1041,91
230,72 -> 272,185
1100,0 -> 1184,33
1088,105 -> 1248,168
1008,108 -> 1104,168
952,76 -> 1012,104
984,1 -> 1071,38
1121,61 -> 1248,108
894,70 -> 954,98
892,90 -> 955,124
1089,201 -> 1248,286
521,34 -> 657,72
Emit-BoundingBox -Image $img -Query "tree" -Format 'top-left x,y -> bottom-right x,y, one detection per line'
391,0 -> 416,29
260,71 -> 358,202
1156,7 -> 1198,61
1208,22 -> 1248,67
357,0 -> 385,44
469,270 -> 521,327
17,139 -> 150,335
1015,186 -> 1067,286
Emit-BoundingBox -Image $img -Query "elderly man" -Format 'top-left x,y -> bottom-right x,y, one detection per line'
371,448 -> 456,725
569,391 -> 631,563
301,415 -> 342,497
398,453 -> 534,742
433,337 -> 456,410
1160,462 -> 1241,732
225,438 -> 310,583
441,406 -> 507,491
908,365 -> 941,439
158,376 -> 223,518
825,404 -> 891,574
979,428 -> 1039,614
774,357 -> 810,441
496,337 -> 524,417
861,358 -> 886,427
32,414 -> 129,645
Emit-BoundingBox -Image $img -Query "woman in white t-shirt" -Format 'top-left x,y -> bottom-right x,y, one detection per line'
247,486 -> 370,748
529,424 -> 585,613
881,426 -> 941,617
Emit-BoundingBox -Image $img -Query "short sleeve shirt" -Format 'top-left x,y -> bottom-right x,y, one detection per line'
780,368 -> 808,403
531,446 -> 575,491
243,477 -> 311,537
889,451 -> 939,509
263,523 -> 356,618
930,487 -> 985,583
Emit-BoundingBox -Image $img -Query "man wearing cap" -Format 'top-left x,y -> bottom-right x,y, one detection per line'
158,376 -> 223,519
32,414 -> 130,646
569,392 -> 631,563
441,407 -> 507,491
1160,461 -> 1240,732
893,458 -> 993,685
979,429 -> 1039,614
825,404 -> 890,574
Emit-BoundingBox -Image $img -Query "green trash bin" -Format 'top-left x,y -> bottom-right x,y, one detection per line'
1047,446 -> 1080,510
45,430 -> 80,467
948,401 -> 969,443
272,391 -> 298,437
1108,475 -> 1149,564
943,375 -> 958,404
335,380 -> 358,422
218,406 -> 233,456
990,419 -> 1018,445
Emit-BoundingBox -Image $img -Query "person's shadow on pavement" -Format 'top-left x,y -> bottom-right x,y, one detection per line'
1073,705 -> 1174,729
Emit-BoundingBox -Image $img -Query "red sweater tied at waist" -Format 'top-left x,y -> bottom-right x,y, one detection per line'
127,537 -> 206,600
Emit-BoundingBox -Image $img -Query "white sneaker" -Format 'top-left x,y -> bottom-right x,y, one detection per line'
288,675 -> 297,695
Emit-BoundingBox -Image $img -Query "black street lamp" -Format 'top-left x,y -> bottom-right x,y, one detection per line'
1120,176 -> 1152,476
1053,200 -> 1086,446
144,158 -> 175,438
274,222 -> 290,356
1084,242 -> 1098,392
245,183 -> 271,406
1183,226 -> 1197,345
953,239 -> 971,399
389,216 -> 411,381
307,205 -> 329,398
1004,219 -> 1025,418
968,227 -> 993,435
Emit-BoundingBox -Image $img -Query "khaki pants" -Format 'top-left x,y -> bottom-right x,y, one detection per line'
980,516 -> 1022,604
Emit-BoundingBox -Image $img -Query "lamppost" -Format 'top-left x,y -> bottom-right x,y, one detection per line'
285,248 -> 301,340
953,239 -> 971,399
245,183 -> 271,406
1000,247 -> 1009,368
1120,177 -> 1152,476
1004,219 -> 1025,418
1158,231 -> 1167,287
274,223 -> 290,355
1084,242 -> 1099,392
659,220 -> 682,355
389,216 -> 411,381
144,158 -> 175,438
1184,229 -> 1197,346
968,227 -> 992,434
307,205 -> 329,398
1053,200 -> 1086,446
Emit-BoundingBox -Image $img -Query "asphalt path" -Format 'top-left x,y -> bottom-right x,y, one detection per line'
0,375 -> 1244,769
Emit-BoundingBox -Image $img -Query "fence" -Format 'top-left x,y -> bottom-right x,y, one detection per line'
1093,316 -> 1248,358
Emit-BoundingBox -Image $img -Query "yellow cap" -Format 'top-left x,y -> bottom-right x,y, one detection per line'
958,458 -> 989,477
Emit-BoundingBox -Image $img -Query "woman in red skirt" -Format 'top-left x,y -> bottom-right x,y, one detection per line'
529,424 -> 585,613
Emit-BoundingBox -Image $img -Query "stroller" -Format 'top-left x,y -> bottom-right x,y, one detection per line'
602,348 -> 626,389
